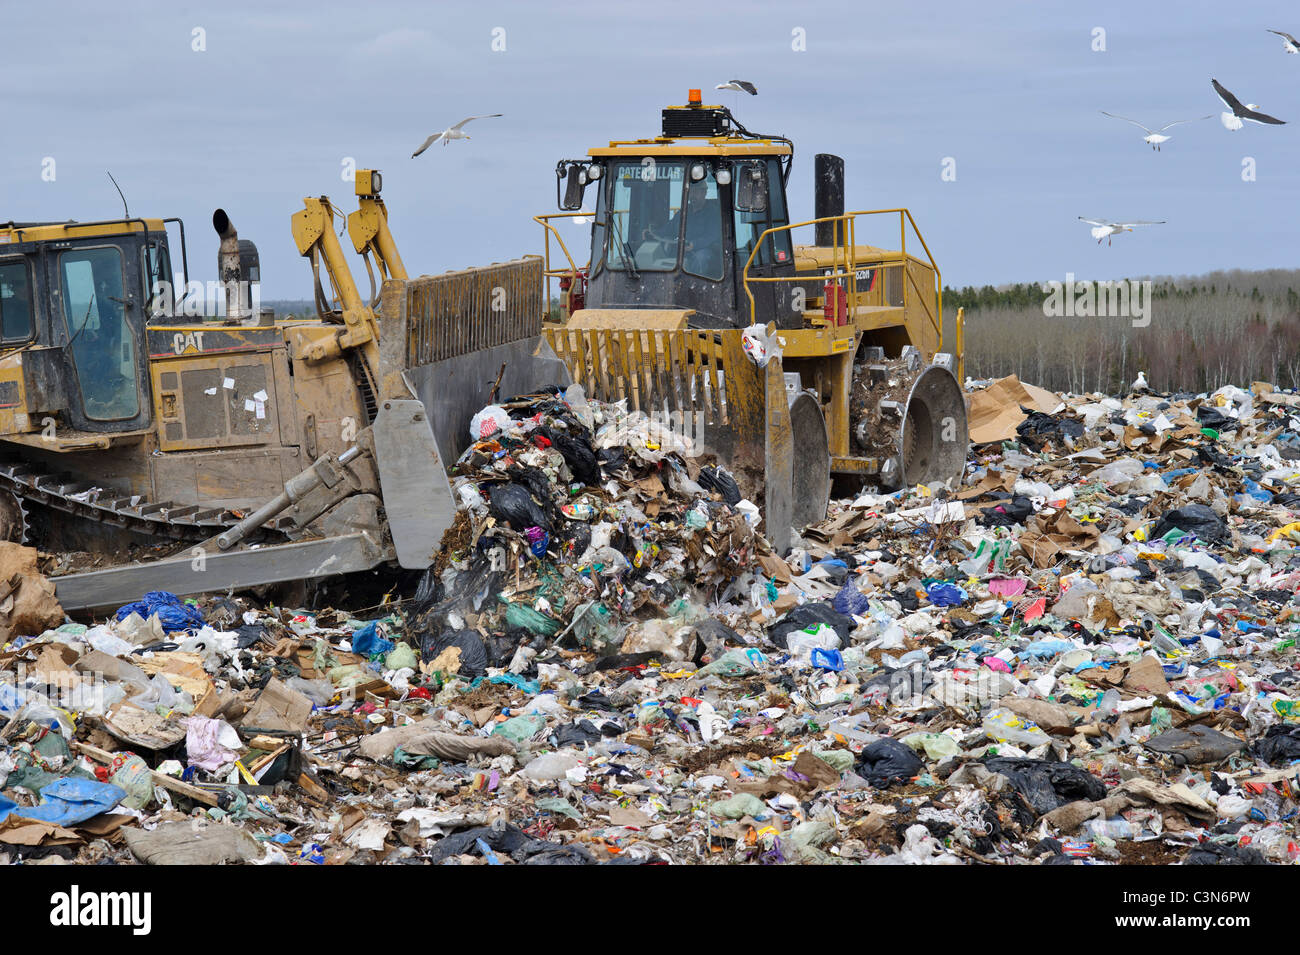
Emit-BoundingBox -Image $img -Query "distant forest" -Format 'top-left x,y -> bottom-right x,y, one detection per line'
942,269 -> 1300,395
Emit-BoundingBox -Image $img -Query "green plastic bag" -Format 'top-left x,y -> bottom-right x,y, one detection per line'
386,642 -> 418,671
505,603 -> 560,636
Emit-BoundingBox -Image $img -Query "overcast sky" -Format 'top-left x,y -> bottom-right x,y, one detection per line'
3,0 -> 1298,297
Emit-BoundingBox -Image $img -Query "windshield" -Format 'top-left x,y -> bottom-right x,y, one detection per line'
60,246 -> 140,421
601,161 -> 727,280
604,160 -> 684,272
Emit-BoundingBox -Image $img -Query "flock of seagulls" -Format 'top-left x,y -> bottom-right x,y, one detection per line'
1084,30 -> 1291,245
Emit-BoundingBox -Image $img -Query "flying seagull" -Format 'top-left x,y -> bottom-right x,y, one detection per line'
715,80 -> 757,95
411,114 -> 503,157
1078,217 -> 1165,246
1212,80 -> 1285,130
1268,29 -> 1300,54
1099,111 -> 1213,150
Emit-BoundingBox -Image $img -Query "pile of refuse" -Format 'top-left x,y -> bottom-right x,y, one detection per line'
4,376 -> 1300,865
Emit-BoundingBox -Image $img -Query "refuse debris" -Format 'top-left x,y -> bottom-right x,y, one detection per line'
6,377 -> 1300,865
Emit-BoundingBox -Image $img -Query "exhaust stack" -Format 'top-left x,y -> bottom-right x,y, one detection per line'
813,154 -> 845,247
212,209 -> 245,325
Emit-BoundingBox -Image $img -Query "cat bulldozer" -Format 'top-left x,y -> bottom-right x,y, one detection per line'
0,170 -> 564,611
533,91 -> 969,550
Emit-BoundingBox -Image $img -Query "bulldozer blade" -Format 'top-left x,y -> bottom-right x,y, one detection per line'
54,532 -> 391,613
404,337 -> 571,466
372,398 -> 457,569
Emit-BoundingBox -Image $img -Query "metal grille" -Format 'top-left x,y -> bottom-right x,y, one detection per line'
405,256 -> 543,365
546,327 -> 730,425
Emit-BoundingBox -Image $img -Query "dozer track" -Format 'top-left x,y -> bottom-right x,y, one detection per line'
0,459 -> 295,545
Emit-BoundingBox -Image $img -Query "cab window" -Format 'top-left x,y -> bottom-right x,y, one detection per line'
682,170 -> 724,280
144,241 -> 174,321
605,161 -> 684,272
0,260 -> 34,343
60,246 -> 141,421
733,159 -> 793,270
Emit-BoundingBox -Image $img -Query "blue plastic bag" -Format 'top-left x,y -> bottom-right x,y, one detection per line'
0,778 -> 125,826
810,648 -> 844,671
351,620 -> 394,656
115,591 -> 206,633
831,579 -> 871,617
925,582 -> 967,608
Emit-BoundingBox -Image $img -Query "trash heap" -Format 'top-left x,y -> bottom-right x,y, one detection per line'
4,376 -> 1300,865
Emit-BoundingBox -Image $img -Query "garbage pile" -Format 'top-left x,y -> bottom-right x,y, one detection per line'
4,377 -> 1300,865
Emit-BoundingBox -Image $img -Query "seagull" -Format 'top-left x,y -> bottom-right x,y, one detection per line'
1212,80 -> 1285,130
1099,111 -> 1213,150
1268,29 -> 1300,54
1132,371 -> 1149,393
411,114 -> 503,157
1078,217 -> 1166,246
715,80 -> 757,95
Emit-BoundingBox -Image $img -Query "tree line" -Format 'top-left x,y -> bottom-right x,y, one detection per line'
942,269 -> 1300,395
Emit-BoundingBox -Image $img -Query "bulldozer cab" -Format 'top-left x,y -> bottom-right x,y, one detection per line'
0,221 -> 167,434
570,97 -> 797,328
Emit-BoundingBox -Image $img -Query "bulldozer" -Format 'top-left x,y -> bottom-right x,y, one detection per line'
0,171 -> 563,611
0,90 -> 966,612
533,91 -> 969,550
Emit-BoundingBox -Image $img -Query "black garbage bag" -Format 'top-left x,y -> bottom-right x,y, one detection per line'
1185,842 -> 1266,865
537,427 -> 600,486
419,629 -> 489,678
552,720 -> 604,748
983,757 -> 1107,815
597,447 -> 627,473
508,466 -> 558,512
1016,412 -> 1084,451
235,624 -> 267,649
688,618 -> 739,664
408,567 -> 444,619
1196,405 -> 1238,433
563,522 -> 592,558
979,495 -> 1035,527
488,482 -> 551,531
1248,724 -> 1300,766
766,601 -> 856,650
426,824 -> 596,865
856,737 -> 924,788
698,466 -> 742,505
1149,504 -> 1229,544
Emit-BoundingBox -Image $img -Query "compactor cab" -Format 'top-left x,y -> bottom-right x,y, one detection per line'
557,91 -> 797,328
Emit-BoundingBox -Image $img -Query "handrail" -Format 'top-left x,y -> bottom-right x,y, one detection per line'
742,209 -> 942,348
534,213 -> 590,318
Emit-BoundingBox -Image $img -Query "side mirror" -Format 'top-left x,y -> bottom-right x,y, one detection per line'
561,165 -> 587,211
734,163 -> 768,213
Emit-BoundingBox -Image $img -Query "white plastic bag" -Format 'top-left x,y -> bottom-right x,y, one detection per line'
469,404 -> 513,441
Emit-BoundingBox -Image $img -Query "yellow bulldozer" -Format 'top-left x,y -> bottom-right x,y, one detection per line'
528,91 -> 968,549
0,90 -> 965,611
